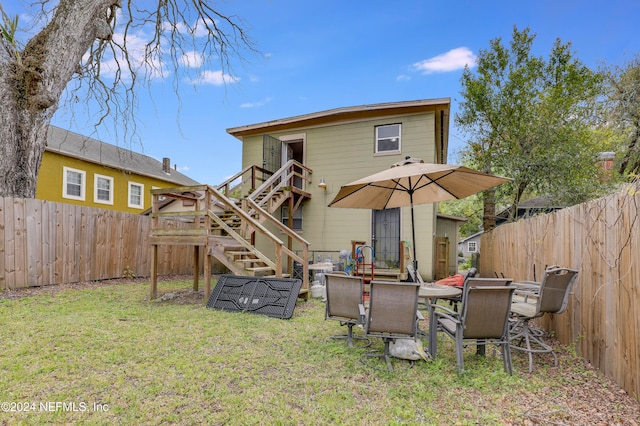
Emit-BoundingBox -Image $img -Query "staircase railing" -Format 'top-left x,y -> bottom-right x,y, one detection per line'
244,197 -> 310,282
216,164 -> 273,197
247,159 -> 312,213
149,172 -> 311,293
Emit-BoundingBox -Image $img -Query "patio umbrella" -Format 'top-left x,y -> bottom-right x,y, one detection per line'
328,157 -> 511,279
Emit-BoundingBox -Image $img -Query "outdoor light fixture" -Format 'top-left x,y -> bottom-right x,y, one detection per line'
318,178 -> 327,191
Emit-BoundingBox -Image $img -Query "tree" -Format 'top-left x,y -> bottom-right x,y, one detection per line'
0,1 -> 254,198
455,26 -> 606,230
603,55 -> 640,177
439,195 -> 483,238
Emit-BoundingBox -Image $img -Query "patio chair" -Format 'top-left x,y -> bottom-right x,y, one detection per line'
360,281 -> 423,370
510,267 -> 579,372
324,273 -> 370,348
447,273 -> 511,312
431,284 -> 517,375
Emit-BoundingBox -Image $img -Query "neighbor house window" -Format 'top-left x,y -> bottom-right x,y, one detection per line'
467,241 -> 478,253
151,186 -> 166,202
281,206 -> 303,231
63,167 -> 86,201
375,124 -> 401,153
94,174 -> 114,205
128,182 -> 144,209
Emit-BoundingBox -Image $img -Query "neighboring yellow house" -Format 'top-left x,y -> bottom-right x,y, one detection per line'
227,98 -> 451,281
36,126 -> 200,214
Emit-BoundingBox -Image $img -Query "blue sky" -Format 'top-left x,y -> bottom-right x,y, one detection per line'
9,1 -> 640,185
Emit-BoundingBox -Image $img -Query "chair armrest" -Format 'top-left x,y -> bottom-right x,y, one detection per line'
513,281 -> 540,303
514,281 -> 541,291
433,310 -> 461,325
431,303 -> 458,317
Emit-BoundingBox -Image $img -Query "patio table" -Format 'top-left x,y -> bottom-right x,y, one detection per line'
418,284 -> 462,358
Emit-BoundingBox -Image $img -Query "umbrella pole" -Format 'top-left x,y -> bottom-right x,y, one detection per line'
410,195 -> 418,281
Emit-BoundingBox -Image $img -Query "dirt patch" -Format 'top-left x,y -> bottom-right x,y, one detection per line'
0,275 -> 197,300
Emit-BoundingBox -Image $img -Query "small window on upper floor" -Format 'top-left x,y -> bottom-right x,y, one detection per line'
467,241 -> 478,253
94,174 -> 114,205
63,167 -> 86,201
128,182 -> 144,209
375,124 -> 401,154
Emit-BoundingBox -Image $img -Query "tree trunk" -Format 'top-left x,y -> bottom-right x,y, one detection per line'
0,0 -> 114,198
482,189 -> 497,231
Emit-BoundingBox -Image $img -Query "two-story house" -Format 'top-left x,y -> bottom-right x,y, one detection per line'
36,126 -> 200,213
226,98 -> 451,282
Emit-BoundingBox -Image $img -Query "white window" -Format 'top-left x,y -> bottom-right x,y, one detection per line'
63,167 -> 86,201
94,174 -> 114,205
467,241 -> 478,253
375,124 -> 401,153
128,182 -> 144,209
281,206 -> 303,231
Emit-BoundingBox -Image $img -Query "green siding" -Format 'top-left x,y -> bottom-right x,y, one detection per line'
240,111 -> 440,280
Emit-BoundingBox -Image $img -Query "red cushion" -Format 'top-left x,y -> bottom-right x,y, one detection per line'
435,274 -> 465,287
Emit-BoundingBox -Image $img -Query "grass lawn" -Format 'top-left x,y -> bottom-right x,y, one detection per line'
1,278 -> 638,425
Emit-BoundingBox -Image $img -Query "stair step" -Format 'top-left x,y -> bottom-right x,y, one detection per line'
236,258 -> 264,264
225,250 -> 251,256
265,274 -> 292,278
246,266 -> 275,272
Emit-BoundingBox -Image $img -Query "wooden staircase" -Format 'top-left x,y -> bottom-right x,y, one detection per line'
148,161 -> 312,302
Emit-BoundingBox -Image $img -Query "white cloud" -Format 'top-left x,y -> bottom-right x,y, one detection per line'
412,47 -> 477,74
240,97 -> 272,108
85,31 -> 165,81
179,50 -> 203,68
396,74 -> 411,81
198,70 -> 239,85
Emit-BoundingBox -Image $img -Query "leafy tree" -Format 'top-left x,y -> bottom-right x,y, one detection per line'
0,1 -> 254,198
438,195 -> 483,238
455,26 -> 606,230
603,55 -> 640,177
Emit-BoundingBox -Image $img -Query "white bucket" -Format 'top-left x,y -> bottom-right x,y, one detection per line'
311,283 -> 324,298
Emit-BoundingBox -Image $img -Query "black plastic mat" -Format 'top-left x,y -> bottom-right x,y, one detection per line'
206,275 -> 302,319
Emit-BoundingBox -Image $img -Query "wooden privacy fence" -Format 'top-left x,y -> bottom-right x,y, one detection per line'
0,197 -> 194,290
481,182 -> 640,400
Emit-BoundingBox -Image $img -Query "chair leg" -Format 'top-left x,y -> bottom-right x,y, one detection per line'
455,334 -> 465,374
360,339 -> 415,371
330,323 -> 371,348
502,342 -> 513,375
510,319 -> 557,372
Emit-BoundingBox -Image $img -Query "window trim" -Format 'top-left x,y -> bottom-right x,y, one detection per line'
375,123 -> 402,154
467,241 -> 478,253
281,205 -> 303,231
94,174 -> 114,205
62,166 -> 86,201
128,181 -> 144,209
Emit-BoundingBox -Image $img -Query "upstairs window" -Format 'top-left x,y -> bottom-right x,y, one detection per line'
63,167 -> 85,200
94,174 -> 114,205
467,241 -> 478,253
128,182 -> 144,209
375,124 -> 401,154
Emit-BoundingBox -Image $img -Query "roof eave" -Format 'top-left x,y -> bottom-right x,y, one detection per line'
227,98 -> 451,140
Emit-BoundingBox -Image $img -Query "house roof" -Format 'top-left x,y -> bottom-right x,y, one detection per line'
46,126 -> 200,186
496,196 -> 567,224
437,213 -> 468,223
226,98 -> 451,139
458,231 -> 484,244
